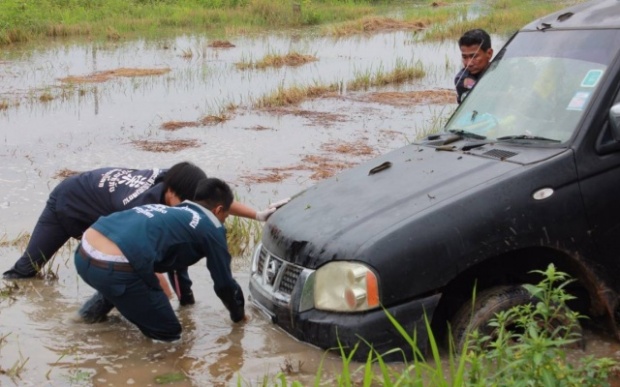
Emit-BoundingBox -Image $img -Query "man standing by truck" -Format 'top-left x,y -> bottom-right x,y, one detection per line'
455,29 -> 494,104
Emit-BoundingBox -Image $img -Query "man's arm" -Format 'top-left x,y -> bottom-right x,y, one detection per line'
230,198 -> 290,222
201,230 -> 245,322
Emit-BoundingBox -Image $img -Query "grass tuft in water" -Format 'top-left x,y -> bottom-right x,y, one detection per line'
348,58 -> 425,91
225,214 -> 262,259
236,51 -> 318,70
254,82 -> 339,108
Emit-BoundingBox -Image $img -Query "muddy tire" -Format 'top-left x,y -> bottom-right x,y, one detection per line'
449,285 -> 581,352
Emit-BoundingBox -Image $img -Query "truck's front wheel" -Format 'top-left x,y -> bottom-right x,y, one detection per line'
449,285 -> 581,352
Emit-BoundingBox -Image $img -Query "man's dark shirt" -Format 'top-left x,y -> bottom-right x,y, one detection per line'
54,168 -> 166,237
454,67 -> 487,104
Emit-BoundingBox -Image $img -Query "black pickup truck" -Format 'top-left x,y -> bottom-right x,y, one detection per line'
249,0 -> 620,360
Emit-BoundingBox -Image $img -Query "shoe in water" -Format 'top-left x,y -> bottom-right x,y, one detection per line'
2,269 -> 35,280
79,292 -> 114,323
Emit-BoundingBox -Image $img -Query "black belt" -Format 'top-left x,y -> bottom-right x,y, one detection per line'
79,245 -> 134,272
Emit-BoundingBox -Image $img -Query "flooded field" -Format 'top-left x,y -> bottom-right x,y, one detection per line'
0,25 -> 461,386
3,15 -> 620,386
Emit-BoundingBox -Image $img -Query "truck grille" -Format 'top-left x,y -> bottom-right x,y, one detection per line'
280,265 -> 303,294
255,245 -> 303,296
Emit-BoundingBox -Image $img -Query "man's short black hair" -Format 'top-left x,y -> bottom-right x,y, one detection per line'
163,162 -> 207,201
458,29 -> 492,51
194,178 -> 233,211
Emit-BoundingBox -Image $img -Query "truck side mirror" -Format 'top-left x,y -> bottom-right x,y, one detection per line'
610,103 -> 620,141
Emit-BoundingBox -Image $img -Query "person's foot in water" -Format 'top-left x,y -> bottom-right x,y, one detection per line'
2,268 -> 36,280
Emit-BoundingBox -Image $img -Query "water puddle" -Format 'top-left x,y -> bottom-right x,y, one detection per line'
7,25 -> 616,387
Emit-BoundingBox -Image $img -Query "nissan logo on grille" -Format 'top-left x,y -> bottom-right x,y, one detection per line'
265,256 -> 282,286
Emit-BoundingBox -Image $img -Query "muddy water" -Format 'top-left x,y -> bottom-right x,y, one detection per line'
2,24 -> 618,386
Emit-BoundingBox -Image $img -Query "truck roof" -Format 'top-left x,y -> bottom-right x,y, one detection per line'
522,0 -> 620,31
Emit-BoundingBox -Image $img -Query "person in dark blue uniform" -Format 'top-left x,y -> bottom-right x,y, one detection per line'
75,178 -> 245,341
3,162 -> 278,280
454,29 -> 493,104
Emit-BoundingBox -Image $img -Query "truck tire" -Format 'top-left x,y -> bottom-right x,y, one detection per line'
449,285 -> 581,352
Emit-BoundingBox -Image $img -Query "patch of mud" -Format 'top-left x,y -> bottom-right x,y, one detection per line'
52,168 -> 81,180
302,154 -> 357,180
241,169 -> 293,184
130,139 -> 202,153
242,154 -> 355,184
358,89 -> 456,106
242,139 -> 373,184
208,40 -> 236,48
59,68 -> 171,84
160,114 -> 230,131
379,129 -> 407,142
161,121 -> 201,131
360,17 -> 427,32
245,125 -> 273,131
328,16 -> 428,36
264,107 -> 347,127
321,139 -> 375,157
200,114 -> 230,126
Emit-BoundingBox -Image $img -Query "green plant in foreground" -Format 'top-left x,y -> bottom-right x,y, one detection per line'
316,264 -> 617,386
462,264 -> 616,387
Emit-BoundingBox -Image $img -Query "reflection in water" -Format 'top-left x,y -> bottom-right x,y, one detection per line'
207,326 -> 245,386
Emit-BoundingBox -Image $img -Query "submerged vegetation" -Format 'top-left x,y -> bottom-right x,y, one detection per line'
254,59 -> 425,108
236,52 -> 318,70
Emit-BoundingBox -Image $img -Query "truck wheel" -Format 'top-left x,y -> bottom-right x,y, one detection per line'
449,285 -> 581,352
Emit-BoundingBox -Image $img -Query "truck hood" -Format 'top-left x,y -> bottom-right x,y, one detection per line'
263,140 -> 569,268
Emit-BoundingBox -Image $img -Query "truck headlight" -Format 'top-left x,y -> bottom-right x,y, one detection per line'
314,262 -> 379,312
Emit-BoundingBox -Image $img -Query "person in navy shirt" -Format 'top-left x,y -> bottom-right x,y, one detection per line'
3,162 -> 279,280
454,29 -> 493,104
75,178 -> 245,341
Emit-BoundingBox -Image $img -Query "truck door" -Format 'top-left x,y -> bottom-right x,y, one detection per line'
576,81 -> 620,275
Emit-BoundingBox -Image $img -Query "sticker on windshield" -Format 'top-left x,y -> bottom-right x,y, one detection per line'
580,69 -> 603,88
566,91 -> 590,111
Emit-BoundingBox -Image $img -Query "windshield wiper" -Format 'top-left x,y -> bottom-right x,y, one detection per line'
448,129 -> 487,140
497,135 -> 560,143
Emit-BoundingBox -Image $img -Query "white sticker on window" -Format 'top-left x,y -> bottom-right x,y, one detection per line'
567,91 -> 590,111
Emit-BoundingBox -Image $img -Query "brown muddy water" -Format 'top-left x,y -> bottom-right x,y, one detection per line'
2,25 -> 620,386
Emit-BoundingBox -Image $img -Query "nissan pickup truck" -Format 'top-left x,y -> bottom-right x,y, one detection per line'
249,0 -> 620,360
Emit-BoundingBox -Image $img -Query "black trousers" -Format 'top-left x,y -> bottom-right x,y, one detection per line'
6,192 -> 74,277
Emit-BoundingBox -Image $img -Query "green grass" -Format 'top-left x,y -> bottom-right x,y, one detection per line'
236,51 -> 318,70
0,0 -> 378,45
225,214 -> 262,258
418,0 -> 589,41
347,58 -> 425,91
0,0 -> 590,46
251,264 -> 617,386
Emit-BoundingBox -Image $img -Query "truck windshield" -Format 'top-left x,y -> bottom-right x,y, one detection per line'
446,29 -> 620,144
